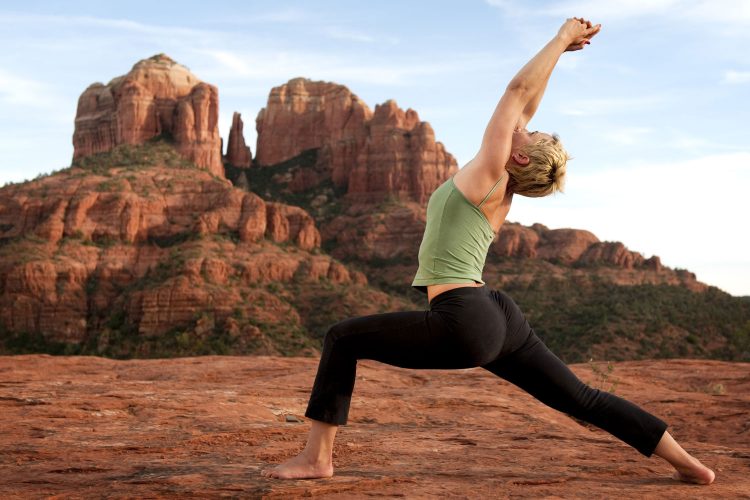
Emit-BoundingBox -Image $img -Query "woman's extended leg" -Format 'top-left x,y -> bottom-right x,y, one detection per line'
481,330 -> 670,457
482,290 -> 715,484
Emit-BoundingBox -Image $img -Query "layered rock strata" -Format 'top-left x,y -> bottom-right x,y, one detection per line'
72,54 -> 224,177
255,78 -> 456,204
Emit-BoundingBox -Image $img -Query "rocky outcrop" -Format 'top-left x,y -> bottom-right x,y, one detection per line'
491,222 -> 664,271
225,112 -> 252,168
494,223 -> 541,259
348,100 -> 456,205
255,77 -> 372,168
535,227 -> 600,264
265,202 -> 321,251
0,152 -> 368,343
72,54 -> 223,177
579,241 -> 663,270
254,78 -> 457,204
321,204 -> 426,261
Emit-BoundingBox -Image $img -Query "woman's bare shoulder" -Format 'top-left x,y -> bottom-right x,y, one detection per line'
453,157 -> 508,206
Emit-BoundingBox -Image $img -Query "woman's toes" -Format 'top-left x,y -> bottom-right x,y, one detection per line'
672,466 -> 715,485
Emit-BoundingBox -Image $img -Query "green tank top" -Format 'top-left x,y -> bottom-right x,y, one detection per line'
411,172 -> 505,294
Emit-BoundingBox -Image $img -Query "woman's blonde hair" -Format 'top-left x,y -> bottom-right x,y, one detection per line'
506,134 -> 570,197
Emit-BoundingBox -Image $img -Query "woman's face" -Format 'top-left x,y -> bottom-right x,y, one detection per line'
512,128 -> 552,153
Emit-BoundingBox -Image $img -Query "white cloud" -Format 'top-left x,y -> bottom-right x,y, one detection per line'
323,26 -> 376,43
484,0 -> 528,16
581,127 -> 741,154
486,0 -> 750,32
196,48 -> 503,87
485,0 -> 679,19
0,69 -> 69,114
557,95 -> 665,116
678,0 -> 750,24
665,134 -> 746,152
722,70 -> 750,84
200,50 -> 254,77
556,55 -> 581,71
250,7 -> 310,23
539,0 -> 681,20
0,12 -> 219,38
511,151 -> 750,295
600,126 -> 653,145
321,26 -> 399,45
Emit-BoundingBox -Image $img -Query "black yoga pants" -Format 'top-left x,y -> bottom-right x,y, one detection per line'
304,285 -> 669,457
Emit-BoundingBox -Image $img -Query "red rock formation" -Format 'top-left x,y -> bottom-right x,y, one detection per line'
254,78 -> 457,204
225,111 -> 252,168
536,228 -> 600,264
349,100 -> 456,205
0,152 -> 368,342
493,222 -> 540,258
321,204 -> 426,261
579,241 -> 646,269
490,223 -> 663,273
72,54 -> 224,177
265,202 -> 321,251
1,355 -> 746,497
255,77 -> 372,170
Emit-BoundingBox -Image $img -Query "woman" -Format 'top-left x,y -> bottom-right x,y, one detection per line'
261,18 -> 715,485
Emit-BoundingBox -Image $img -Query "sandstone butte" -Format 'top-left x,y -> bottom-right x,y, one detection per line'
0,354 -> 747,497
72,54 -> 224,178
0,55 -> 710,353
255,77 -> 456,206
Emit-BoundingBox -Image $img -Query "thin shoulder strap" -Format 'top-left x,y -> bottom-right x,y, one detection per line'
478,172 -> 507,207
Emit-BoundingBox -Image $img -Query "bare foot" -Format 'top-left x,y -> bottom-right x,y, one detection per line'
671,457 -> 716,485
260,450 -> 334,480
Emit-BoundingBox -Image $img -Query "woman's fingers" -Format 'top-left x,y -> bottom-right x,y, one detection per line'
561,17 -> 600,47
585,24 -> 602,40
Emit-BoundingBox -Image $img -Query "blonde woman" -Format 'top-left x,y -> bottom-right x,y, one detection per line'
261,18 -> 715,485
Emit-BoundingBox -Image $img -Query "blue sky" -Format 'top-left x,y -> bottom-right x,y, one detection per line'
1,0 -> 748,295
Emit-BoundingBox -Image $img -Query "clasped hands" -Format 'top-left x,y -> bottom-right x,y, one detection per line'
559,17 -> 602,52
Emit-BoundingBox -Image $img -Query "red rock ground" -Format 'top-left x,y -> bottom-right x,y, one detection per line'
0,355 -> 747,498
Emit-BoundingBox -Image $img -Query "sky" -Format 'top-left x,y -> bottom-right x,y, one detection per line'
1,0 -> 748,296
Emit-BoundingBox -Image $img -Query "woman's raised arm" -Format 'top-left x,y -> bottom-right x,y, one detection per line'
476,18 -> 600,174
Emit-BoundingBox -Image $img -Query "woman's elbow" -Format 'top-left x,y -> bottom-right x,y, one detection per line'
505,81 -> 531,98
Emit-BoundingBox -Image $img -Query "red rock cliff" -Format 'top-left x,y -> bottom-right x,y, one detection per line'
255,78 -> 456,205
493,222 -> 667,271
0,142 -> 369,344
225,111 -> 252,168
72,54 -> 224,177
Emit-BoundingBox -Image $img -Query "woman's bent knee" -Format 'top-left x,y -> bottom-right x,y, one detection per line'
324,318 -> 356,344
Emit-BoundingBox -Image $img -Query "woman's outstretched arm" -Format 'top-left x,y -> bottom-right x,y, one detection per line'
516,18 -> 601,130
477,18 -> 600,174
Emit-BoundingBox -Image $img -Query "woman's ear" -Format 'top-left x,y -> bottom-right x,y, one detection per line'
511,151 -> 530,165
